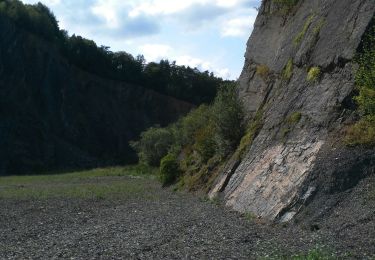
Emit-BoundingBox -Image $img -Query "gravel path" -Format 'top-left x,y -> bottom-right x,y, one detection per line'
0,175 -> 374,259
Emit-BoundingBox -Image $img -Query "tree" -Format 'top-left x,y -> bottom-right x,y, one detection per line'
211,83 -> 245,157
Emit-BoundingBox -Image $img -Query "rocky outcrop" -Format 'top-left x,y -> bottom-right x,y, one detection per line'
210,0 -> 375,221
0,15 -> 193,176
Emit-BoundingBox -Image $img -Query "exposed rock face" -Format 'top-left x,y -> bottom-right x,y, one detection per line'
210,0 -> 375,220
0,15 -> 193,176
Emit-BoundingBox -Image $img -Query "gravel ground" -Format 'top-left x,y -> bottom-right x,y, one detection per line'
0,175 -> 374,259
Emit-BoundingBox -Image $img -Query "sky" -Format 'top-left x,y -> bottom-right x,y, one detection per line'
21,0 -> 261,80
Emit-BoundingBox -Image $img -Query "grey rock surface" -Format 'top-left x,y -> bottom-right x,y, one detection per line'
210,0 -> 375,220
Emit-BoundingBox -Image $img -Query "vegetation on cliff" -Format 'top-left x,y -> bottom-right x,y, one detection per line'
0,0 -> 227,105
346,20 -> 375,147
131,83 -> 245,187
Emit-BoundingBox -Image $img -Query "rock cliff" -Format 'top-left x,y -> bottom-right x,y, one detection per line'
0,15 -> 193,175
210,0 -> 375,221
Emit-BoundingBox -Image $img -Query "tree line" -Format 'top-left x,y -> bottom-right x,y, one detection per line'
0,0 -> 229,104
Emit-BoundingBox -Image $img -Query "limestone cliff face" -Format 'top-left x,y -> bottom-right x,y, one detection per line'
0,15 -> 193,175
210,0 -> 375,221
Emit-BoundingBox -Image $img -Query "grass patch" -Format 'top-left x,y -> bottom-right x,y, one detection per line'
291,247 -> 336,260
294,14 -> 315,46
281,111 -> 302,140
0,165 -> 158,200
235,108 -> 264,159
345,18 -> 375,147
273,0 -> 299,15
260,246 -> 337,260
282,59 -> 294,81
256,65 -> 271,81
307,67 -> 321,82
244,212 -> 257,222
287,112 -> 302,124
345,116 -> 375,147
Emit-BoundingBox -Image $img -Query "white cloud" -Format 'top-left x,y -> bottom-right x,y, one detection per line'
221,13 -> 257,37
175,55 -> 231,79
135,46 -> 232,79
138,44 -> 172,62
129,1 -> 195,17
216,0 -> 245,8
20,0 -> 261,79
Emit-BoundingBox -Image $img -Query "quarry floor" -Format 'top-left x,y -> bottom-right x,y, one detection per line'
0,168 -> 374,259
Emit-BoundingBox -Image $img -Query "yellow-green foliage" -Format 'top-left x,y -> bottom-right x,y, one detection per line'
345,116 -> 375,147
244,212 -> 257,222
180,155 -> 221,192
283,59 -> 294,80
235,108 -> 264,159
273,0 -> 299,14
307,67 -> 321,82
345,20 -> 375,147
256,65 -> 270,81
193,123 -> 217,162
354,87 -> 375,115
287,112 -> 302,124
159,153 -> 181,186
291,247 -> 336,260
281,112 -> 302,139
294,14 -> 315,45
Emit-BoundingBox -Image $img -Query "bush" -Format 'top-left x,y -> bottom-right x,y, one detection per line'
294,14 -> 315,45
179,104 -> 212,147
273,0 -> 299,14
159,153 -> 180,186
346,19 -> 375,147
130,127 -> 174,166
212,83 -> 245,157
355,22 -> 375,116
287,112 -> 302,124
235,108 -> 264,159
307,67 -> 321,82
345,116 -> 375,147
132,83 -> 245,189
193,123 -> 217,162
256,65 -> 270,81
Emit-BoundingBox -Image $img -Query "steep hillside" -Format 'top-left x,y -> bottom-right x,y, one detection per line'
210,0 -> 375,222
0,14 -> 193,176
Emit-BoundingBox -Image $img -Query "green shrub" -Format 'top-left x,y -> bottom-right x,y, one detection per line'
132,83 -> 245,189
256,65 -> 270,81
346,19 -> 375,147
159,153 -> 181,186
287,112 -> 302,124
130,127 -> 174,166
179,104 -> 212,147
282,59 -> 294,81
307,67 -> 321,82
212,83 -> 245,157
354,87 -> 375,115
235,108 -> 264,159
193,123 -> 217,162
345,116 -> 375,147
294,14 -> 315,45
291,247 -> 336,259
279,112 -> 302,141
273,0 -> 299,14
355,23 -> 375,116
